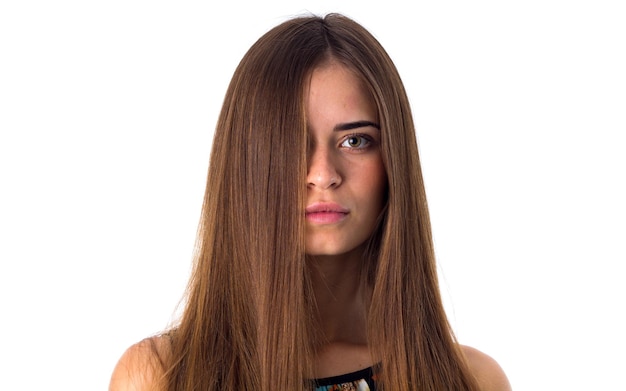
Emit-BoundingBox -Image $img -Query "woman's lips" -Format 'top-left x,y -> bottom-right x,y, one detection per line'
305,202 -> 349,224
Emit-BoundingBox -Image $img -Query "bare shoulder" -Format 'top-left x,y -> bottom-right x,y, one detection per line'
109,336 -> 171,391
460,345 -> 512,391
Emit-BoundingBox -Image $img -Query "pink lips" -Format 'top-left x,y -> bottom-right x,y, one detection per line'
305,202 -> 349,224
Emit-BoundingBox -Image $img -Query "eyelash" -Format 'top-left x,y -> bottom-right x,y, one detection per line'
339,133 -> 374,150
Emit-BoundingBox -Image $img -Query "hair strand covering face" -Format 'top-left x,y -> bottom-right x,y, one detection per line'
158,13 -> 480,391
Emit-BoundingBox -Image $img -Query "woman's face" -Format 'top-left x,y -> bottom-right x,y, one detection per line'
305,62 -> 387,257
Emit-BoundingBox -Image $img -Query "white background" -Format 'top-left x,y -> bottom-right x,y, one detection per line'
1,1 -> 624,390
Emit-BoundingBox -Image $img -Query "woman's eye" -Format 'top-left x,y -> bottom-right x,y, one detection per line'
341,135 -> 371,149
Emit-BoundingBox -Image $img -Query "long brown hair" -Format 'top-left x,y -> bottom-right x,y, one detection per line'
159,13 -> 479,390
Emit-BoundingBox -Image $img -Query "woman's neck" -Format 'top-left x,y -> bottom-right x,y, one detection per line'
307,246 -> 375,378
308,248 -> 369,344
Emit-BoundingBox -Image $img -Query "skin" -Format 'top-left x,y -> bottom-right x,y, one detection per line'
108,61 -> 512,391
305,60 -> 385,377
305,61 -> 387,260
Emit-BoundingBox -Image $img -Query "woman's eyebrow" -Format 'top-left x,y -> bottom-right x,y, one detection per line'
333,120 -> 380,131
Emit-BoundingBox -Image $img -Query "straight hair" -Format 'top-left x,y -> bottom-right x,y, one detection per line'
158,13 -> 480,391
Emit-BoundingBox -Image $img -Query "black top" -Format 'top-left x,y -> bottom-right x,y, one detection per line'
313,366 -> 377,390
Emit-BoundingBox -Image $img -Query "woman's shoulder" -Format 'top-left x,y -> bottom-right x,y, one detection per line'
109,335 -> 171,391
460,345 -> 512,391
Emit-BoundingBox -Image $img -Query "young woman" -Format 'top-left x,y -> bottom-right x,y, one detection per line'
110,13 -> 511,391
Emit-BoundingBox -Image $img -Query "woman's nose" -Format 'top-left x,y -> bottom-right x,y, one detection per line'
306,146 -> 342,189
